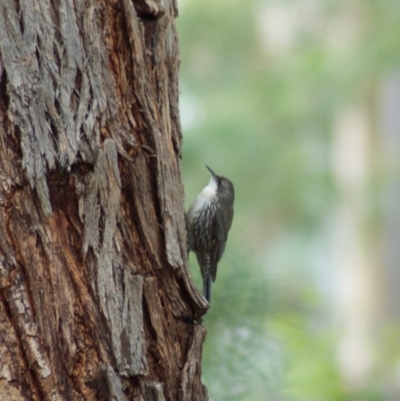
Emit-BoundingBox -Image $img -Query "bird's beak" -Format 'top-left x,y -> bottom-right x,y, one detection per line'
205,165 -> 217,178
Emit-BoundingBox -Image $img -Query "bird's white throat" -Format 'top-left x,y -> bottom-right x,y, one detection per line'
200,177 -> 217,199
191,177 -> 217,214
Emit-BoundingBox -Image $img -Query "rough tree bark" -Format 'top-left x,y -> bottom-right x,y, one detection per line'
0,1 -> 209,400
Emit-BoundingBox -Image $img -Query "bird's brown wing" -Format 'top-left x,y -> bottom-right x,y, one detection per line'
210,203 -> 234,281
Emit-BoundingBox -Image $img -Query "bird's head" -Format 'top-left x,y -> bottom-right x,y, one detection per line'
205,165 -> 235,203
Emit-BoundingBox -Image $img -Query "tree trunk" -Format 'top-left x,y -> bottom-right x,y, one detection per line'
0,1 -> 208,400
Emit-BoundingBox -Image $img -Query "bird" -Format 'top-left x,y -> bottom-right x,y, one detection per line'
186,166 -> 234,303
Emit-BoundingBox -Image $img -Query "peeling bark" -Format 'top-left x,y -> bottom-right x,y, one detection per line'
0,0 -> 208,400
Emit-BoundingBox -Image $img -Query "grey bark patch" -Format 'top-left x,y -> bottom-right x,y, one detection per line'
0,1 -> 124,216
105,365 -> 124,401
142,381 -> 166,401
180,325 -> 208,401
120,272 -> 148,375
80,139 -> 148,375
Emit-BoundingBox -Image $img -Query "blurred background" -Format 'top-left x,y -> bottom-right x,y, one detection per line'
177,0 -> 400,400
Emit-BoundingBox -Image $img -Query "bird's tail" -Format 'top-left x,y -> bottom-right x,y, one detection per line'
202,273 -> 212,303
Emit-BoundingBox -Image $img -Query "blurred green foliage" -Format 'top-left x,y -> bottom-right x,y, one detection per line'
178,0 -> 400,400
